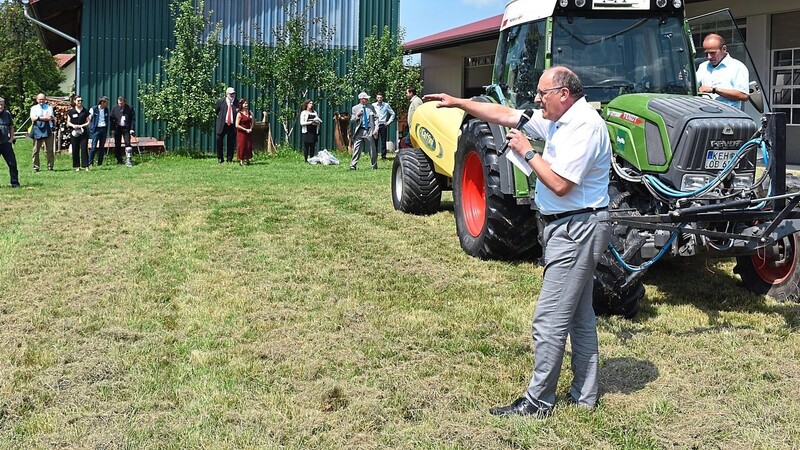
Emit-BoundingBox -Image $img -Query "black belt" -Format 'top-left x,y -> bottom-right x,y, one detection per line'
541,207 -> 607,223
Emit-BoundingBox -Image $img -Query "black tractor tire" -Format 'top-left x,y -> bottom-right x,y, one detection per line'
391,149 -> 443,215
734,232 -> 800,302
592,183 -> 647,318
453,119 -> 538,260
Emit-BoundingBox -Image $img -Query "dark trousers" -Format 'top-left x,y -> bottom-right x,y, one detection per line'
303,142 -> 316,161
215,125 -> 236,162
0,142 -> 19,186
71,135 -> 89,168
114,127 -> 132,163
377,124 -> 389,158
89,128 -> 107,165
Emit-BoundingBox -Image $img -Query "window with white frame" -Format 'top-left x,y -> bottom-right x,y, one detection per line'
772,48 -> 800,126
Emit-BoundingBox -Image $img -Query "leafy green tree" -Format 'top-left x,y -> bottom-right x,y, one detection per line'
237,0 -> 344,143
138,0 -> 222,149
346,26 -> 422,119
0,1 -> 65,123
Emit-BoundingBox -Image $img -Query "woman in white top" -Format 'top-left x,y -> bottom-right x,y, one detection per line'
299,99 -> 322,162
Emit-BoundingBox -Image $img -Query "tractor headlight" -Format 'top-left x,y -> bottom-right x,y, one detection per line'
681,174 -> 712,191
732,174 -> 754,189
559,0 -> 568,7
673,0 -> 682,7
656,0 -> 667,7
575,0 -> 586,7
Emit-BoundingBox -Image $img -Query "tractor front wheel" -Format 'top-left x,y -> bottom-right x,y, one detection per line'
391,149 -> 443,215
734,232 -> 800,302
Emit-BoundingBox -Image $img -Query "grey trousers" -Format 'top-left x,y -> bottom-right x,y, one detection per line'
350,129 -> 377,169
525,210 -> 610,410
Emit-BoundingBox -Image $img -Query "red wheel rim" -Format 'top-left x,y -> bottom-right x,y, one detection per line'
461,150 -> 486,237
751,237 -> 796,284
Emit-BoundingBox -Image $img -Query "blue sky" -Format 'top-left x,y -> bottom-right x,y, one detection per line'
399,0 -> 508,42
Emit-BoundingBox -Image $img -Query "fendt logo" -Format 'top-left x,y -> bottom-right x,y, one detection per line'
416,126 -> 442,157
709,139 -> 743,150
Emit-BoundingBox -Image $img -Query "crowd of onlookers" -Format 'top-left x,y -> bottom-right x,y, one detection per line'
0,86 -> 425,188
0,92 -> 138,189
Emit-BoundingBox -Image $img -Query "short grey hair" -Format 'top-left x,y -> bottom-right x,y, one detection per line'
551,66 -> 584,100
0,97 -> 4,103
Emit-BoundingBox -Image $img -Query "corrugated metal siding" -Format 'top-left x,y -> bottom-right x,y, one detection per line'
78,0 -> 398,152
207,0 -> 360,50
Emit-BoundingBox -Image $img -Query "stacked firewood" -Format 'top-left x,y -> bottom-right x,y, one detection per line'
48,96 -> 73,151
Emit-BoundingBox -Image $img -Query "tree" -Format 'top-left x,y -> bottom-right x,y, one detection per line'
0,1 -> 65,123
346,26 -> 422,121
237,0 -> 344,143
138,0 -> 222,149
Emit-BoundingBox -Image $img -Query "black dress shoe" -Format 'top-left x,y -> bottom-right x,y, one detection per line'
489,397 -> 551,418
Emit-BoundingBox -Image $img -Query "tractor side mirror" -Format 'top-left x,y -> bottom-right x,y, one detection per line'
748,81 -> 764,114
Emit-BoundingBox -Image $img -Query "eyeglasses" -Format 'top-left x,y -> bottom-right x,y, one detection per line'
535,86 -> 566,98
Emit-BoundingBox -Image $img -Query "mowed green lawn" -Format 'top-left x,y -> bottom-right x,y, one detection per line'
0,140 -> 798,449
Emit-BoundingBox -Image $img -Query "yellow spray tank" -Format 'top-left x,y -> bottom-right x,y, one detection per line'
408,101 -> 466,179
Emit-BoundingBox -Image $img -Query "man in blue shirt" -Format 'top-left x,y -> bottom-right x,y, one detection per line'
696,34 -> 749,110
372,92 -> 395,160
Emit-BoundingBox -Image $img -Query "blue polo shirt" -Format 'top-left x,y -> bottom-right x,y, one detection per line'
696,54 -> 749,109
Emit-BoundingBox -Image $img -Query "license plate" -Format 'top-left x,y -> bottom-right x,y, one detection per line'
705,150 -> 737,169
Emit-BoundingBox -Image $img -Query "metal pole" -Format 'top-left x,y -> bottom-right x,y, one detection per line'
765,112 -> 788,211
20,0 -> 81,94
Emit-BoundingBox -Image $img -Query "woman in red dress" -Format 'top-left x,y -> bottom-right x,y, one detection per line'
235,98 -> 253,165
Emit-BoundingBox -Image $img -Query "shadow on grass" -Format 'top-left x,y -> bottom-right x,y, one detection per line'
599,357 -> 659,395
636,258 -> 800,329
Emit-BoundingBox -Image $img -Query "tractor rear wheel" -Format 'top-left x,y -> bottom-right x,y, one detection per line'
734,232 -> 800,302
391,149 -> 443,215
453,119 -> 538,260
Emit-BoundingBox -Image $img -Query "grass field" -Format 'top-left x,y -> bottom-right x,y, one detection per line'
0,141 -> 799,449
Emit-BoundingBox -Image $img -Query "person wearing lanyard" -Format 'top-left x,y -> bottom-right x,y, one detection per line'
88,96 -> 110,167
424,66 -> 611,418
349,92 -> 378,170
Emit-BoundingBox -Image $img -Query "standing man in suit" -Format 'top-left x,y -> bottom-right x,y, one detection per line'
111,96 -> 136,166
349,92 -> 378,170
215,87 -> 238,164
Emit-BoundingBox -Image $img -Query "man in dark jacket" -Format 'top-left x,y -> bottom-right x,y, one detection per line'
0,97 -> 20,187
214,87 -> 238,163
111,96 -> 135,166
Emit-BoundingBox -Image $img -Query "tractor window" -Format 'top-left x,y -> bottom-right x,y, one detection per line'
552,16 -> 694,104
493,20 -> 547,109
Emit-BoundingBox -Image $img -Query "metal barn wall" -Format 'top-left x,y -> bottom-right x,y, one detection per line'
78,0 -> 399,153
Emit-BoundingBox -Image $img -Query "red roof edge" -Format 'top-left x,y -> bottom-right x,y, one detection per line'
404,14 -> 502,54
54,53 -> 77,69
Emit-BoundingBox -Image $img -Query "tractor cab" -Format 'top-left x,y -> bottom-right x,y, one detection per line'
492,0 -> 694,110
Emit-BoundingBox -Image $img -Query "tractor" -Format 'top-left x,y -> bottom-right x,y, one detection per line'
391,0 -> 800,318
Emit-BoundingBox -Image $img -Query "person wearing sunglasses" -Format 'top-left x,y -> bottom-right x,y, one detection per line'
424,66 -> 611,418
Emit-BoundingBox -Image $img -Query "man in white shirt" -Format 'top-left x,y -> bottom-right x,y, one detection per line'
425,66 -> 611,418
696,33 -> 749,110
29,93 -> 56,171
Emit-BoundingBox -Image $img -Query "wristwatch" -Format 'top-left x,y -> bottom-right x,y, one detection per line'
712,87 -> 717,94
524,150 -> 536,161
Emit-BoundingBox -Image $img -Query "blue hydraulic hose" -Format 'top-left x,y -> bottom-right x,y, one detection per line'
643,139 -> 767,199
609,226 -> 683,272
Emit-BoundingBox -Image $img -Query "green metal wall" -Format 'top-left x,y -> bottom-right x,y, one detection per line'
78,0 -> 399,153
